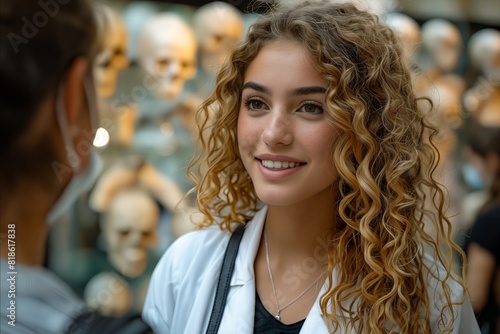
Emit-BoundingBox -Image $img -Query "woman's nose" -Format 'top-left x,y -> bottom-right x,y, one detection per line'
261,110 -> 293,147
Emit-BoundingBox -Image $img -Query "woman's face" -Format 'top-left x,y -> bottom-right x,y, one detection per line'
237,39 -> 339,207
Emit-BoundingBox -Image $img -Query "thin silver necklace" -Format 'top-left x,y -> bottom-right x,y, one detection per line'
264,230 -> 323,322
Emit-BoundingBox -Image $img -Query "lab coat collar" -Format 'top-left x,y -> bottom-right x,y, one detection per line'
230,205 -> 267,287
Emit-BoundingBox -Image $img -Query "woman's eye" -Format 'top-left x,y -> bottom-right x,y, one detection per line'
250,101 -> 263,109
245,99 -> 266,110
301,103 -> 323,114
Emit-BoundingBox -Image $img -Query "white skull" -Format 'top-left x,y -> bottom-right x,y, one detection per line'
384,13 -> 420,68
194,2 -> 244,77
103,187 -> 159,277
94,4 -> 129,99
468,28 -> 500,84
427,78 -> 464,130
138,13 -> 197,100
421,19 -> 462,73
426,77 -> 465,163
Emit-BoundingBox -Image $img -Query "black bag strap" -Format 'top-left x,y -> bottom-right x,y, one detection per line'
206,223 -> 246,334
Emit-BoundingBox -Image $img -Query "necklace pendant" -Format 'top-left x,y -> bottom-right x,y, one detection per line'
275,314 -> 280,321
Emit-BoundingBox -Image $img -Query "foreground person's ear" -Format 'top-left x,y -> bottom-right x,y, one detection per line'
63,57 -> 89,127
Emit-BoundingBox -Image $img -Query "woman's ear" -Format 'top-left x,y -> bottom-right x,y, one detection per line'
63,57 -> 89,127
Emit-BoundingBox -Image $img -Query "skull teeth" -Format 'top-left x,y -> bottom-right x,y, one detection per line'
261,160 -> 301,169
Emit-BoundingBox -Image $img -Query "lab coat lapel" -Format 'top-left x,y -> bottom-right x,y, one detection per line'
217,207 -> 267,334
301,267 -> 359,333
300,301 -> 331,334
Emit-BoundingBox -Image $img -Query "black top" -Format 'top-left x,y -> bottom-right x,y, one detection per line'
254,292 -> 306,334
468,205 -> 500,334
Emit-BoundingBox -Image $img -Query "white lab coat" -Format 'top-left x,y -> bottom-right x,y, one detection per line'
143,207 -> 480,333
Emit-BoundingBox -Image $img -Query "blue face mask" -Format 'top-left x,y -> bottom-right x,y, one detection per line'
46,77 -> 103,225
462,163 -> 486,191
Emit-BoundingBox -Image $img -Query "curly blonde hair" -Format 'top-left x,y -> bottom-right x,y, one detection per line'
188,1 -> 466,332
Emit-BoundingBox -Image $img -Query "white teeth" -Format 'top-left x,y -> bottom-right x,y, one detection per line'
261,160 -> 301,169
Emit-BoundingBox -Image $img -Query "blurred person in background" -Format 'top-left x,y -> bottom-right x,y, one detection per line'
464,120 -> 500,334
0,0 -> 150,333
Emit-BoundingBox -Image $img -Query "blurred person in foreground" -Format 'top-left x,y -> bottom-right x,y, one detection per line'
0,1 -> 151,333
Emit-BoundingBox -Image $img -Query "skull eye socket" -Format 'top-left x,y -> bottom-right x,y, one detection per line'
213,34 -> 223,44
113,48 -> 125,58
99,58 -> 111,68
98,55 -> 112,68
181,62 -> 193,70
118,229 -> 130,237
156,59 -> 170,72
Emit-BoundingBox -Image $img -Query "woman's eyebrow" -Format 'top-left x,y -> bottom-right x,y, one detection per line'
242,81 -> 326,96
242,81 -> 270,94
289,86 -> 326,96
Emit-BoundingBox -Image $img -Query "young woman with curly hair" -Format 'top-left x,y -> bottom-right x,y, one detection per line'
143,1 -> 480,333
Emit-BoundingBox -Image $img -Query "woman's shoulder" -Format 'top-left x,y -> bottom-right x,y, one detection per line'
152,225 -> 233,279
421,251 -> 464,299
421,250 -> 472,326
169,225 -> 232,253
418,251 -> 480,333
161,207 -> 266,269
142,225 -> 239,331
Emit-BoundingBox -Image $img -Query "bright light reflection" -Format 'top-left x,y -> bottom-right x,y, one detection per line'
93,127 -> 110,148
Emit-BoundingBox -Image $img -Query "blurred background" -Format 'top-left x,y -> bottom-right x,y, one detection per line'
43,0 -> 499,323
